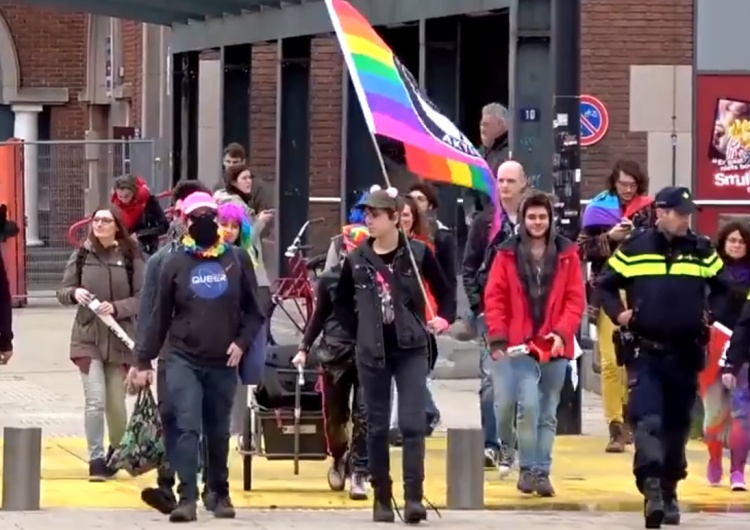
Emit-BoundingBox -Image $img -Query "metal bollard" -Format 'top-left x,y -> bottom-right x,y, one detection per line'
446,428 -> 484,510
2,427 -> 42,511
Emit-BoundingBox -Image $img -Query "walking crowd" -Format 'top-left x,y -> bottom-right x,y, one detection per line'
0,106 -> 749,528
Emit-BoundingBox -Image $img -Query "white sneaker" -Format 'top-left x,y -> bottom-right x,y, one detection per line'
497,442 -> 516,479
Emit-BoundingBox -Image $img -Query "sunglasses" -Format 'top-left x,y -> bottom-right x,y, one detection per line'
187,211 -> 217,222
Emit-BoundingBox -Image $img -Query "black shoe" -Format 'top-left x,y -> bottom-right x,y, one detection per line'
643,478 -> 665,529
372,481 -> 395,523
169,499 -> 197,523
201,489 -> 217,511
212,496 -> 236,519
403,500 -> 427,524
88,458 -> 113,482
662,498 -> 680,525
141,486 -> 177,515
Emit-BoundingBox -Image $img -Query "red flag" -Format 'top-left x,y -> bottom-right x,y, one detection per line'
699,322 -> 732,397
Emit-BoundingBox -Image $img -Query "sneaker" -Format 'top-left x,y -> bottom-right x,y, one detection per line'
327,456 -> 346,491
517,468 -> 535,494
88,458 -> 113,482
730,470 -> 747,491
534,472 -> 556,497
426,413 -> 441,437
169,499 -> 198,523
497,442 -> 515,479
707,458 -> 723,486
212,496 -> 236,519
349,473 -> 368,500
484,447 -> 498,468
141,486 -> 177,514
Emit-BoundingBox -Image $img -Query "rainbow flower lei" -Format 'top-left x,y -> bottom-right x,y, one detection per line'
181,230 -> 230,258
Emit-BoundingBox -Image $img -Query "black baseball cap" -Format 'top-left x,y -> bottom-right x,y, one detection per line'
654,186 -> 698,214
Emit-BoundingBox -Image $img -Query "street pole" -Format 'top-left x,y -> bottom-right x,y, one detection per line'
551,0 -> 582,435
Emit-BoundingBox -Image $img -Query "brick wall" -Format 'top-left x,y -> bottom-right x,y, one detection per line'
580,0 -> 693,197
1,4 -> 88,243
249,43 -> 277,182
121,20 -> 142,129
308,35 -> 343,251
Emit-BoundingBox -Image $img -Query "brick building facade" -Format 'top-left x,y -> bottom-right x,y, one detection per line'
2,1 -> 696,252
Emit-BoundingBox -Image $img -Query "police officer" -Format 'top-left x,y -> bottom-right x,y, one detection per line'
597,186 -> 730,529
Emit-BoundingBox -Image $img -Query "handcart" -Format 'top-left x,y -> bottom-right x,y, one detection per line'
238,344 -> 328,491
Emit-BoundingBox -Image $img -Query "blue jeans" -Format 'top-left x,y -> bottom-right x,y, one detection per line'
492,355 -> 568,472
165,353 -> 238,502
475,315 -> 498,450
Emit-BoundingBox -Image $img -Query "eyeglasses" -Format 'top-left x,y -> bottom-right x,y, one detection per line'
92,217 -> 114,225
616,180 -> 638,191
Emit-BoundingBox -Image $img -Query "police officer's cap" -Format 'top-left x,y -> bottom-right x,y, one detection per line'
654,186 -> 698,214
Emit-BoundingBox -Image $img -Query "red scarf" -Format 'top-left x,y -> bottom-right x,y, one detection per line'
623,194 -> 654,219
111,177 -> 151,230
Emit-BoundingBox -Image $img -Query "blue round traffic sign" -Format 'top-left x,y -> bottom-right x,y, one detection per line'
580,95 -> 609,147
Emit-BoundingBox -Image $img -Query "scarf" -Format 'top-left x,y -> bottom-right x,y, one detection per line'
726,259 -> 750,285
111,177 -> 151,230
181,232 -> 229,258
516,238 -> 558,333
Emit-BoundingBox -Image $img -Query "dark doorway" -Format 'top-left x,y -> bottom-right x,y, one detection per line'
456,12 -> 510,259
277,36 -> 311,276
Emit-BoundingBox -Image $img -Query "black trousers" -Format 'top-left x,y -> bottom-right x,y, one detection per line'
322,364 -> 368,474
357,347 -> 429,500
627,350 -> 698,491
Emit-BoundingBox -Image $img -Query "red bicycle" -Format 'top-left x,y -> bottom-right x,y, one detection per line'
267,217 -> 326,344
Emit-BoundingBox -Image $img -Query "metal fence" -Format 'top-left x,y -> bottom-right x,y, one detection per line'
5,139 -> 165,293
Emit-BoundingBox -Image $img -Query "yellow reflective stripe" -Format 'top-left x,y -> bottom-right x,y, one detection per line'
669,262 -> 704,277
700,251 -> 723,277
609,250 -> 724,278
611,251 -> 665,264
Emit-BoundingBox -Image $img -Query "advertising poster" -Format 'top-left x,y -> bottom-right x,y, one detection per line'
695,75 -> 750,199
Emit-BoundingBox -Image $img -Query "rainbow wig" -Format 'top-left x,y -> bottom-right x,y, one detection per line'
348,191 -> 369,225
217,202 -> 252,249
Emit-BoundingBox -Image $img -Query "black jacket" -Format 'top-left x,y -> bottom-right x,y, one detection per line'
461,133 -> 509,220
597,228 -> 730,351
335,235 -> 454,366
299,265 -> 356,379
0,205 -> 18,352
131,195 -> 169,255
461,208 -> 517,314
429,218 -> 457,296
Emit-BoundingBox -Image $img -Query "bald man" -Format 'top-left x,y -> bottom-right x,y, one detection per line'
458,160 -> 528,471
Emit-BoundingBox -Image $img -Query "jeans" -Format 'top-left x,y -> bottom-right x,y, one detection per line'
80,359 -> 127,461
475,315 -> 498,450
390,378 -> 440,430
165,353 -> 238,502
492,355 -> 568,472
358,348 -> 429,499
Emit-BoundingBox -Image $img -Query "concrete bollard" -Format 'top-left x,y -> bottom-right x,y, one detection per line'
446,427 -> 484,510
2,426 -> 42,511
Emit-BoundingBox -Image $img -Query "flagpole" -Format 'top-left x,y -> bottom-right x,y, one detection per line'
368,133 -> 437,321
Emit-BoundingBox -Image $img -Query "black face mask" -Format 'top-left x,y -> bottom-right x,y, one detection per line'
188,216 -> 219,248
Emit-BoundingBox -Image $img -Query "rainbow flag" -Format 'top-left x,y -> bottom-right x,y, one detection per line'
324,0 -> 496,198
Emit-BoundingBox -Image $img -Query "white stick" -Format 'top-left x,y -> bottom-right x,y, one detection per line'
86,299 -> 135,351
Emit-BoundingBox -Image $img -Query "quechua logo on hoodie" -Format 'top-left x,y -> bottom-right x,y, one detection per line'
189,262 -> 229,299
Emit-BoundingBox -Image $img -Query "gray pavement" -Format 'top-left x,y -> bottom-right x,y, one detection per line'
0,509 -> 748,528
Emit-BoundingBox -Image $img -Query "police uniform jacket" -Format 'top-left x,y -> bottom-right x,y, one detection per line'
597,228 -> 729,346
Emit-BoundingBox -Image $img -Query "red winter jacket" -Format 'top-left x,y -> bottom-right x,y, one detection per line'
484,234 -> 585,360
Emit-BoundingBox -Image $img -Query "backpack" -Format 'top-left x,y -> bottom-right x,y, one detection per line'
75,248 -> 135,297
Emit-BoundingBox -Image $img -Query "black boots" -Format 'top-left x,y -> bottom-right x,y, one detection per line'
642,477 -> 665,528
662,482 -> 681,526
403,483 -> 427,524
372,479 -> 395,523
